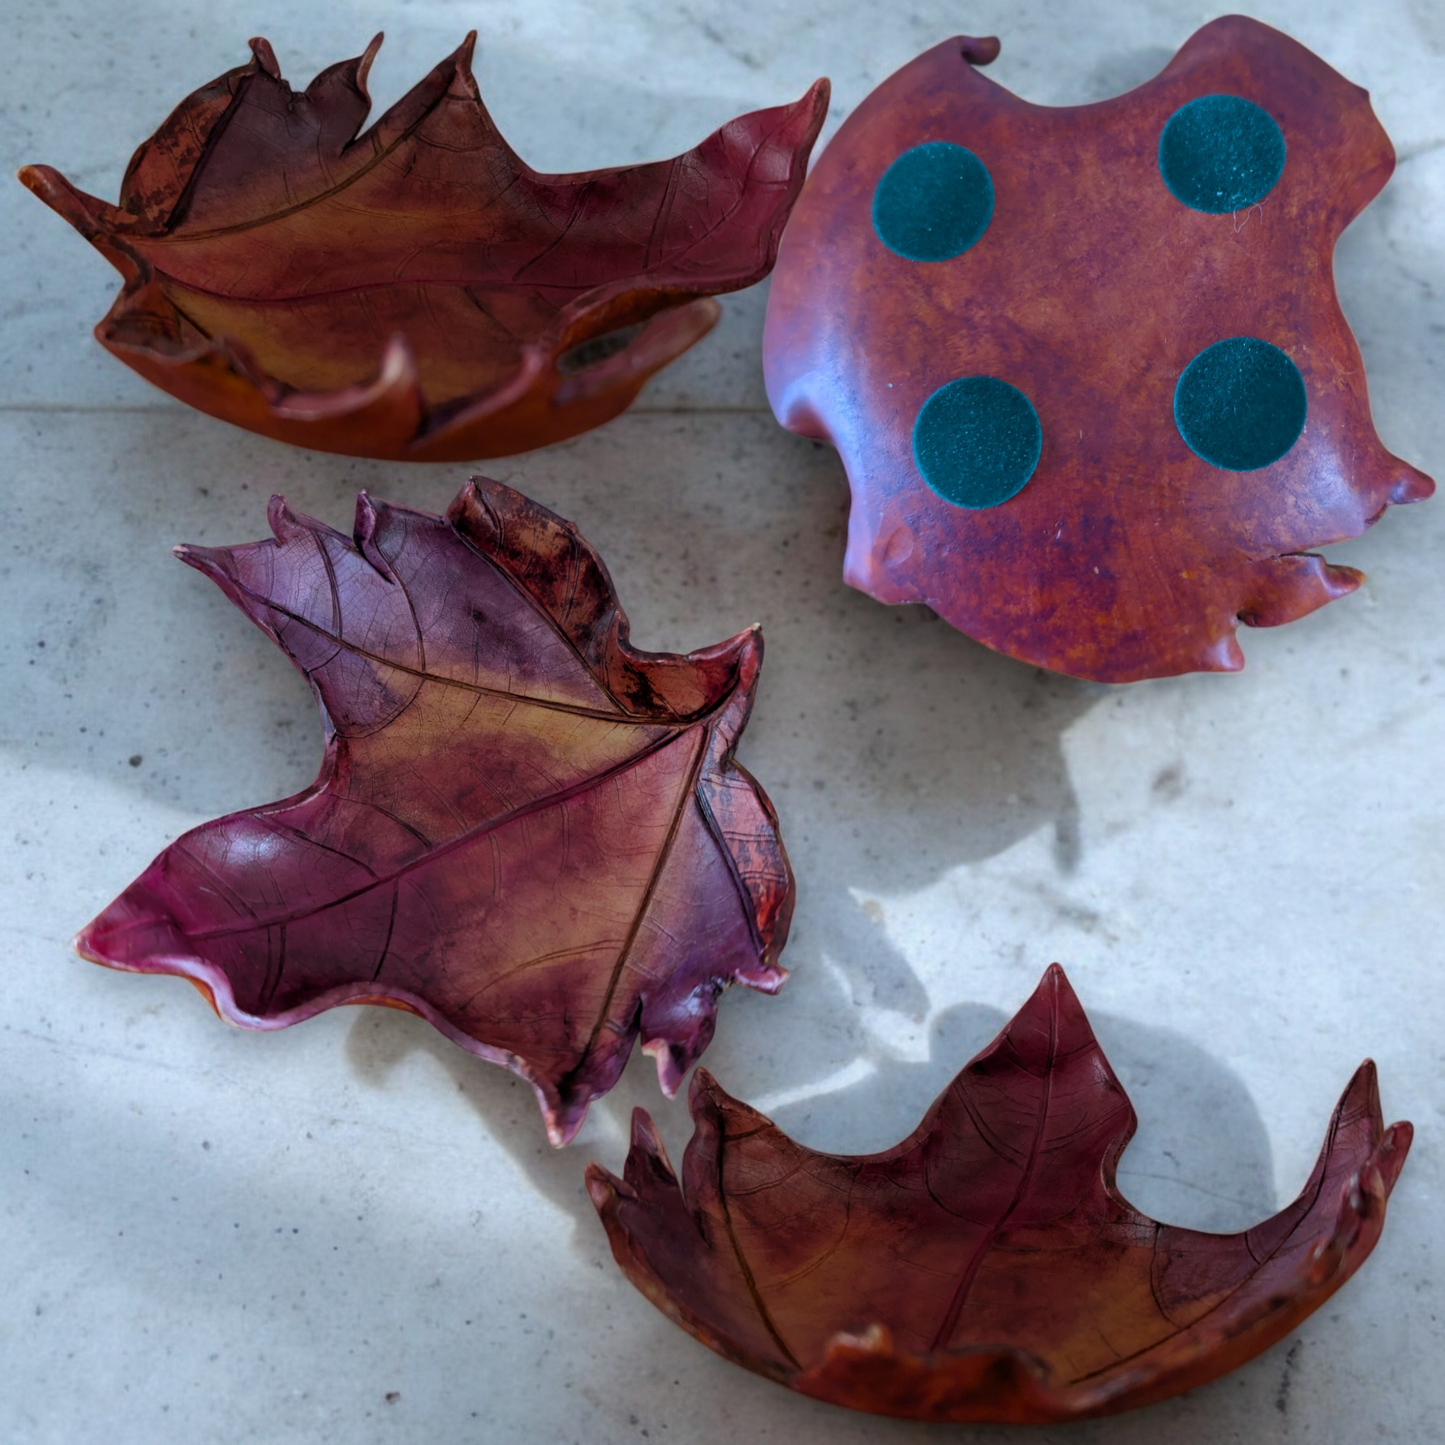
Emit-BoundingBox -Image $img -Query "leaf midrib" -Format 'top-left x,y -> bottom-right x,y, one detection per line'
182,721 -> 705,941
223,570 -> 700,727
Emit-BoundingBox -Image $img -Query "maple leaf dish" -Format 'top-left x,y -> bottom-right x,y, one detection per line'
21,33 -> 828,460
589,964 -> 1410,1421
77,479 -> 794,1145
763,17 -> 1432,682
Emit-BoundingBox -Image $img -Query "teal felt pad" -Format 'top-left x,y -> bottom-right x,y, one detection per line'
873,142 -> 994,261
1174,337 -> 1306,471
1159,94 -> 1285,213
913,377 -> 1042,509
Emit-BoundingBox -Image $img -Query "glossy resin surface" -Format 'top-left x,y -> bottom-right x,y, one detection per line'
764,18 -> 1432,681
23,34 -> 827,459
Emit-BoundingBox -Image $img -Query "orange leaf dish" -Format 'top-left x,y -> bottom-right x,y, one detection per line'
21,34 -> 828,460
589,965 -> 1409,1420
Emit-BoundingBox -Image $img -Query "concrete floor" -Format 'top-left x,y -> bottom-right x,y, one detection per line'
1,2 -> 1441,1441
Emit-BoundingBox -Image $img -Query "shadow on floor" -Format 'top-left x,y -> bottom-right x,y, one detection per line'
343,983 -> 1279,1242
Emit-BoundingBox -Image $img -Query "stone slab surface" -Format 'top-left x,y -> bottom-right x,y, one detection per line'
1,2 -> 1441,1441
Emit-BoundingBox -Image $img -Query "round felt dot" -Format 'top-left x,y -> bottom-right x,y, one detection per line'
913,377 -> 1042,509
873,142 -> 994,261
1174,337 -> 1306,471
1158,94 -> 1286,213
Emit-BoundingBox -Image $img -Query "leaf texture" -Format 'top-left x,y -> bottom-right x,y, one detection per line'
588,965 -> 1410,1420
77,479 -> 794,1144
21,34 -> 828,460
763,17 -> 1432,681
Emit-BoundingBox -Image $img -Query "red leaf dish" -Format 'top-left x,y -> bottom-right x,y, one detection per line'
762,17 -> 1432,681
76,480 -> 794,1144
589,965 -> 1410,1420
21,34 -> 828,460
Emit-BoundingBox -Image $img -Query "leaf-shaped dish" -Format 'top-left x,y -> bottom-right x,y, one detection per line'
763,17 -> 1432,682
21,35 -> 828,460
77,479 -> 793,1145
588,965 -> 1409,1420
